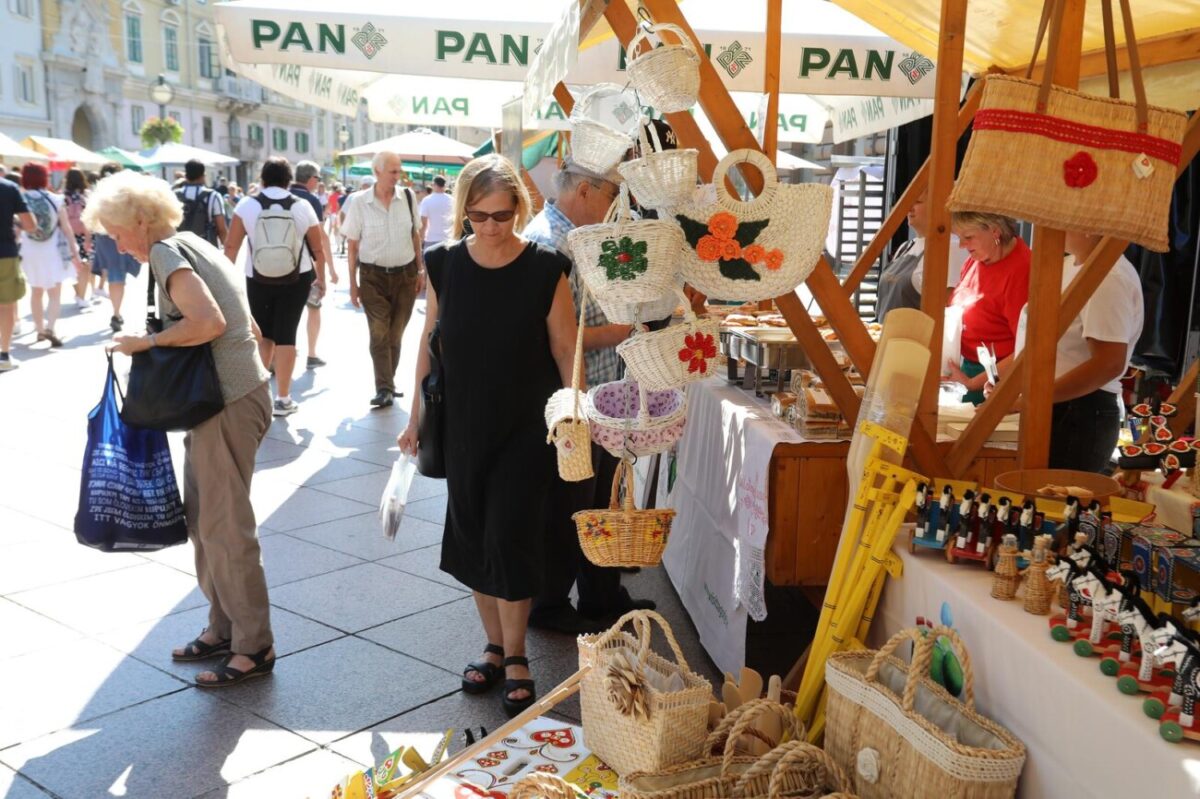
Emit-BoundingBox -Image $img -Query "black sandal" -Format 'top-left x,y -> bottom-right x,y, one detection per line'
462,643 -> 505,694
501,655 -> 536,718
194,645 -> 275,688
172,631 -> 232,662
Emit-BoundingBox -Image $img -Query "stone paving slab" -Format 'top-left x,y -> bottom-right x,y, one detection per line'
286,511 -> 445,561
0,598 -> 84,661
194,747 -> 366,799
0,765 -> 52,798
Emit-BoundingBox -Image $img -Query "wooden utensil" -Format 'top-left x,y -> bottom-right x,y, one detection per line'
722,680 -> 743,714
739,667 -> 763,704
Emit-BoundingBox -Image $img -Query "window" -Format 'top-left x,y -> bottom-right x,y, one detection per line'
272,128 -> 288,151
316,118 -> 326,148
163,26 -> 179,72
15,63 -> 34,104
202,116 -> 213,143
168,110 -> 182,123
125,13 -> 143,63
131,104 -> 145,134
295,132 -> 309,153
247,123 -> 264,144
12,0 -> 33,19
198,37 -> 218,79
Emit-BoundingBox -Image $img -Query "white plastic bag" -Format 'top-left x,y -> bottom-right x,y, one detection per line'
379,455 -> 417,541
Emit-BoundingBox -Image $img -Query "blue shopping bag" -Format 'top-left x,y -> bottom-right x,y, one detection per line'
73,356 -> 188,551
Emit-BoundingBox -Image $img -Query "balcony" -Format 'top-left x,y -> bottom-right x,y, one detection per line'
218,137 -> 263,160
214,76 -> 265,110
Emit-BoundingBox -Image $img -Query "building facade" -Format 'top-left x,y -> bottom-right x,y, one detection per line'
0,0 -> 53,140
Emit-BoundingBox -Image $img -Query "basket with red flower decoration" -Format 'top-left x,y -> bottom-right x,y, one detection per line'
675,149 -> 831,303
572,460 -> 675,568
616,290 -> 721,391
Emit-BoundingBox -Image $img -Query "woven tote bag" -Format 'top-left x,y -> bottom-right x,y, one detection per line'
824,627 -> 1026,799
676,149 -> 832,302
595,281 -> 684,326
732,740 -> 852,799
617,289 -> 721,391
619,120 -> 699,211
586,378 -> 687,459
544,289 -> 593,482
509,773 -> 587,799
947,0 -> 1186,252
572,459 -> 674,568
578,610 -> 713,778
568,183 -> 684,307
626,23 -> 701,113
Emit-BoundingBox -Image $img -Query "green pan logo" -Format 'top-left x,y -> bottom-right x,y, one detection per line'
352,22 -> 388,60
716,41 -> 752,78
899,51 -> 934,85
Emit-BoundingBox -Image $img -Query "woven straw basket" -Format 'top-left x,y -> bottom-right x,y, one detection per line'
733,740 -> 852,799
569,85 -> 636,175
676,149 -> 832,302
620,700 -> 801,799
595,283 -> 683,326
544,292 -> 593,482
619,120 -> 699,211
509,773 -> 587,799
617,290 -> 721,391
586,379 -> 687,459
824,627 -> 1026,799
626,23 -> 701,113
568,184 -> 683,307
573,459 -> 674,568
579,610 -> 711,777
947,0 -> 1186,252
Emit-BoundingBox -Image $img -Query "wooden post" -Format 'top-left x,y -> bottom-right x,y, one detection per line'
1019,0 -> 1086,469
917,0 -> 969,445
762,0 -> 782,160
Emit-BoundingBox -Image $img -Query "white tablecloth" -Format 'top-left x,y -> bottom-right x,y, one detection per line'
874,537 -> 1200,798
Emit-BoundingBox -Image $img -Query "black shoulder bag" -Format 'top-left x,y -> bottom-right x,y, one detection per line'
121,238 -> 226,432
416,244 -> 448,478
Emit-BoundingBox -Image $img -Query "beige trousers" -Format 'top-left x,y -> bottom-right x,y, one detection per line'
183,381 -> 273,654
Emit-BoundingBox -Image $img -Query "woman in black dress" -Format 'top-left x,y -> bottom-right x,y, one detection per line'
398,155 -> 577,717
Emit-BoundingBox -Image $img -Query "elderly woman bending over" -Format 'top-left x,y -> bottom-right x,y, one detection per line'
85,171 -> 276,687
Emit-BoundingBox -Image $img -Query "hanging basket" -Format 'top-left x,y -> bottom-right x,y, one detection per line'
595,283 -> 684,326
545,289 -> 593,482
568,184 -> 684,308
573,459 -> 674,568
569,85 -> 637,175
617,290 -> 721,391
626,23 -> 701,113
619,118 -> 699,211
675,149 -> 832,303
585,378 -> 687,459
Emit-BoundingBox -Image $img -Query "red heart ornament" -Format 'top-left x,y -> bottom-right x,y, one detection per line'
535,764 -> 560,774
475,758 -> 500,768
531,728 -> 576,748
486,751 -> 509,761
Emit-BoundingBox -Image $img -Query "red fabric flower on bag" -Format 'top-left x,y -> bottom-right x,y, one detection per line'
764,248 -> 785,271
1063,151 -> 1098,188
720,238 -> 743,261
678,331 -> 717,374
707,211 -> 739,240
696,234 -> 723,262
743,243 -> 767,264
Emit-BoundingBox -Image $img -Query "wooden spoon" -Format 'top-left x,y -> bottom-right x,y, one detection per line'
739,667 -> 764,704
722,680 -> 743,715
756,675 -> 784,749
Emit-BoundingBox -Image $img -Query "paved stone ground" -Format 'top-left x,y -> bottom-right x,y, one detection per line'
0,255 -> 719,798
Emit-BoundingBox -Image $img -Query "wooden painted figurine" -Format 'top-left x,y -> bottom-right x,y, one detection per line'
1047,555 -> 1103,641
1022,535 -> 1055,616
1056,496 -> 1081,554
992,534 -> 1021,600
1145,615 -> 1200,722
1114,593 -> 1177,704
910,483 -> 954,555
1150,622 -> 1200,743
1099,571 -> 1147,678
1073,563 -> 1126,658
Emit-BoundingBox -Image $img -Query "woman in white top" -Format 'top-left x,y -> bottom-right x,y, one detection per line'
19,163 -> 82,347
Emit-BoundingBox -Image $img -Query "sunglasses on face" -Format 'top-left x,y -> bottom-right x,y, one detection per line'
465,208 -> 516,223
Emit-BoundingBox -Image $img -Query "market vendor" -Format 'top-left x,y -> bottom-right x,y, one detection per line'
944,212 -> 1031,404
988,231 -> 1143,473
873,186 -> 966,321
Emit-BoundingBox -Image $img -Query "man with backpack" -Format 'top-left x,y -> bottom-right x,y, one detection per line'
289,160 -> 337,369
176,159 -> 227,248
224,157 -> 326,417
341,151 -> 424,408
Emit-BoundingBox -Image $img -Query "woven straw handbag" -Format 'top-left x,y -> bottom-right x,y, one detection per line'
947,0 -> 1187,252
578,610 -> 712,777
626,23 -> 701,113
544,291 -> 593,482
824,626 -> 1026,799
595,281 -> 683,326
619,700 -> 801,799
586,378 -> 687,459
619,120 -> 699,211
568,183 -> 684,307
573,459 -> 674,568
509,773 -> 587,799
675,149 -> 832,302
570,85 -> 637,175
617,290 -> 721,391
732,740 -> 851,799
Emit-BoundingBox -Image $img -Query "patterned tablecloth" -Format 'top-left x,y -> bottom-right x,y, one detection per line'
1119,470 -> 1200,535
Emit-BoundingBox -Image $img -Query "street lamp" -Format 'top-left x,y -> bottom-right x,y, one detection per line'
338,125 -> 350,185
149,75 -> 175,178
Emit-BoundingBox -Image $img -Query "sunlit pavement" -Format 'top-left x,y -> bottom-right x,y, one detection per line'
0,254 -> 714,798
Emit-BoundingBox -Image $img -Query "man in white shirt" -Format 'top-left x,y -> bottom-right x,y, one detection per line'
341,151 -> 425,408
419,175 -> 453,247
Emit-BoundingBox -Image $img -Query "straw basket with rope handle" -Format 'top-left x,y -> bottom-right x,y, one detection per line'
675,149 -> 832,303
625,23 -> 701,113
619,117 -> 699,211
578,610 -> 712,778
572,459 -> 674,568
732,740 -> 851,799
617,289 -> 721,391
569,85 -> 636,175
824,626 -> 1026,798
509,773 -> 588,799
544,286 -> 593,482
585,378 -> 687,459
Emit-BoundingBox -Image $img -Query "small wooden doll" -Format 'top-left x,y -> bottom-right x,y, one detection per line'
1023,534 -> 1055,616
954,490 -> 977,551
935,485 -> 954,544
914,482 -> 930,528
976,493 -> 996,556
992,534 -> 1021,600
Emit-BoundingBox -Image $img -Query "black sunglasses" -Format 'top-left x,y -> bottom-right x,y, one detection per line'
465,208 -> 516,223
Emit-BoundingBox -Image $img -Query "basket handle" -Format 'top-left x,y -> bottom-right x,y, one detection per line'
636,115 -> 668,158
626,22 -> 697,65
608,457 -> 634,512
864,626 -> 976,712
508,773 -> 581,799
766,741 -> 851,799
589,608 -> 693,673
571,282 -> 588,409
711,149 -> 778,211
718,699 -> 798,778
636,380 -> 652,426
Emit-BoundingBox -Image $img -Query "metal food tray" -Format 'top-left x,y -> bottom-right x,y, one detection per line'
727,326 -> 811,395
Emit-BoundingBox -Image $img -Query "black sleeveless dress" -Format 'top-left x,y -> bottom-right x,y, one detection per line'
425,239 -> 570,600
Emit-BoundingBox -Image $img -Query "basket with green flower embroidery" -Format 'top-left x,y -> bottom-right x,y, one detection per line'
675,149 -> 832,303
568,183 -> 683,307
573,459 -> 675,568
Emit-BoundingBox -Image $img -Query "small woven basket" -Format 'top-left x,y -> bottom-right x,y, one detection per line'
732,740 -> 852,799
595,284 -> 682,326
586,379 -> 687,459
824,627 -> 1026,799
573,459 -> 674,568
545,289 -> 593,482
568,183 -> 683,307
509,773 -> 587,799
617,290 -> 720,391
579,611 -> 712,778
626,23 -> 701,113
619,119 -> 699,211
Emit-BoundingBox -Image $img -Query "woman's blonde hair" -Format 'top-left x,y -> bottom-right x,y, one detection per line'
81,169 -> 182,234
450,154 -> 532,240
950,211 -> 1020,243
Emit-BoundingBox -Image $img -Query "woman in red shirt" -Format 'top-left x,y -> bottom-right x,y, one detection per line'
945,212 -> 1030,404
